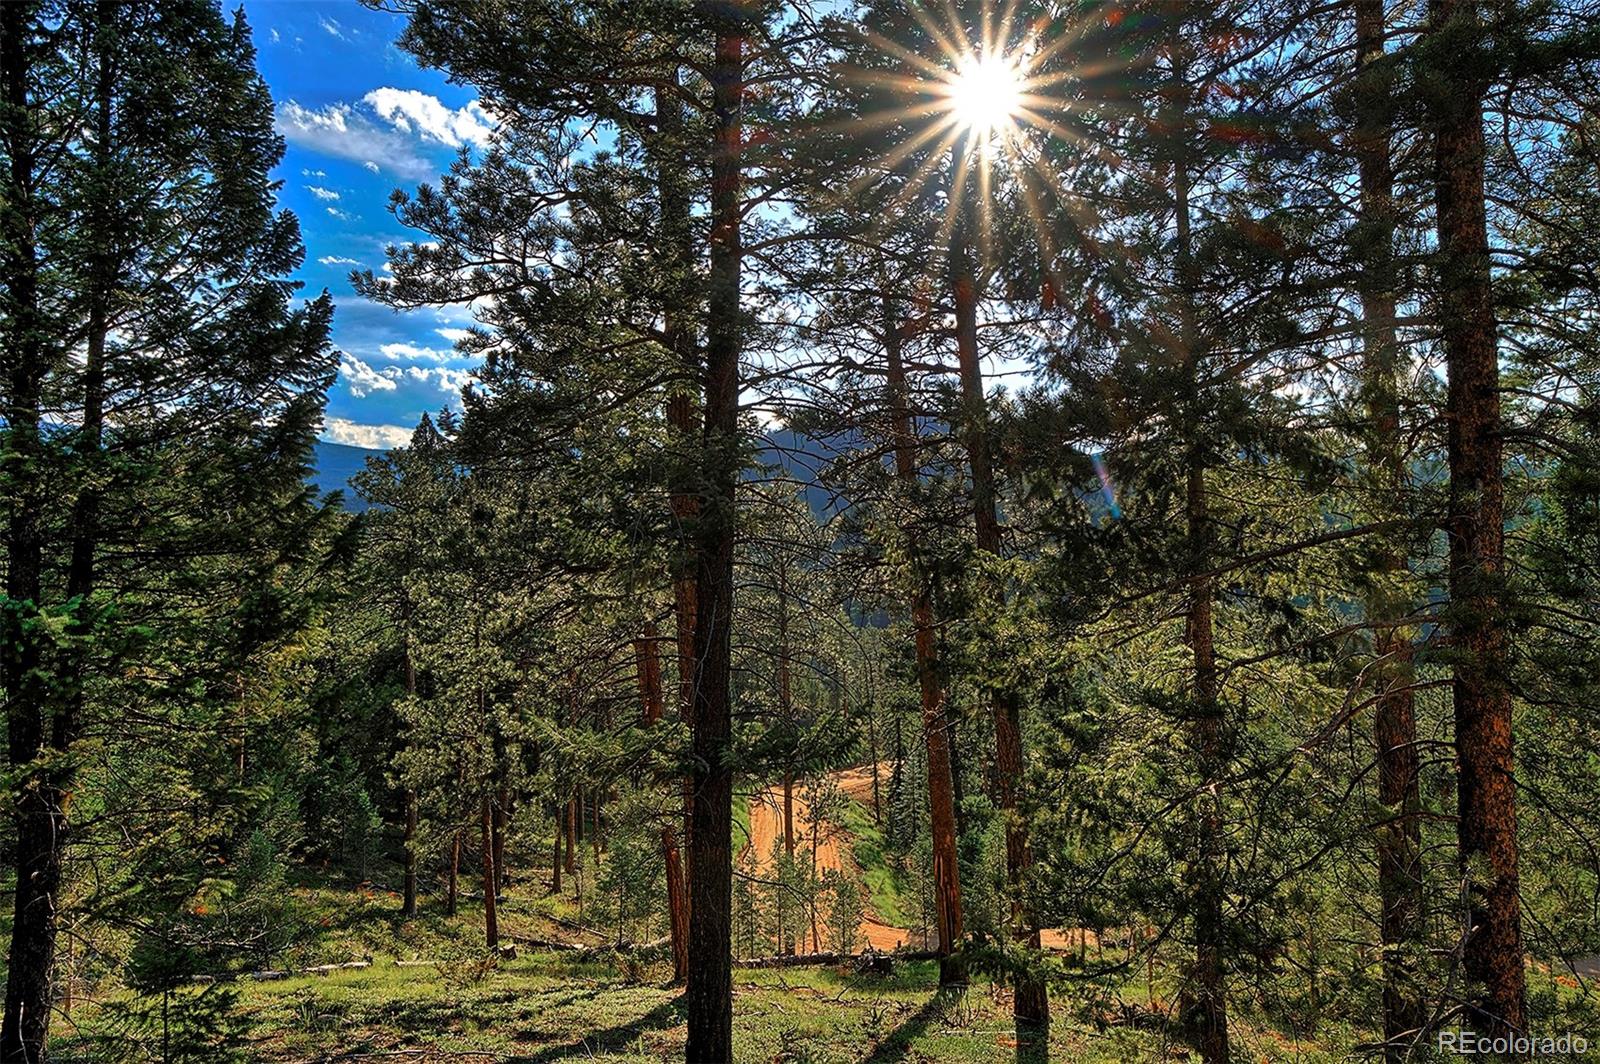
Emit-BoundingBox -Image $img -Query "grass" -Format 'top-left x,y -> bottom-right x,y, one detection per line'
223,949 -> 1404,1062
837,795 -> 912,930
228,953 -> 1213,1063
41,869 -> 1600,1062
43,877 -> 1392,1063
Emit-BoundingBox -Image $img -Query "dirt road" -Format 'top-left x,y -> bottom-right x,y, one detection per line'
740,772 -> 915,952
742,763 -> 1101,957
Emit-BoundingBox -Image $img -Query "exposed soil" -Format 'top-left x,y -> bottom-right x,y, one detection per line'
740,768 -> 916,952
742,762 -> 1107,959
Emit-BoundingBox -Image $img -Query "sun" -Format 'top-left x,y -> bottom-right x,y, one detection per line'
945,52 -> 1024,137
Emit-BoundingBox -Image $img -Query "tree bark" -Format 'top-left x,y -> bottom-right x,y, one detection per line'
1428,0 -> 1526,1038
1352,1 -> 1425,1054
403,611 -> 420,918
481,796 -> 499,948
1170,27 -> 1229,1062
3,4 -> 70,1055
867,700 -> 883,826
949,154 -> 1046,1034
493,787 -> 510,893
550,810 -> 563,895
402,791 -> 420,917
1184,460 -> 1229,1064
637,623 -> 691,983
683,22 -> 743,1062
779,572 -> 797,867
654,76 -> 700,918
565,798 -> 577,876
446,832 -> 461,917
883,291 -> 966,988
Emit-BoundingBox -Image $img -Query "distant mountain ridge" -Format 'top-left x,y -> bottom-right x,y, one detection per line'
310,440 -> 380,511
311,429 -> 846,514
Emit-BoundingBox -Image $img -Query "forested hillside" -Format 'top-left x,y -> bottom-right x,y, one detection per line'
3,1 -> 1600,1062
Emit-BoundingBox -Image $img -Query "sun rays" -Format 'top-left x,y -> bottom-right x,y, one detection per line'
945,51 -> 1024,137
831,0 -> 1128,292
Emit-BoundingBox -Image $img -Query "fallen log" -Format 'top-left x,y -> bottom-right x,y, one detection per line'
735,948 -> 938,970
499,933 -> 671,959
500,934 -> 581,952
239,959 -> 373,982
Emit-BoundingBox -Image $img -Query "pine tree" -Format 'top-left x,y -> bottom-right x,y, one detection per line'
1422,0 -> 1525,1035
0,3 -> 334,1056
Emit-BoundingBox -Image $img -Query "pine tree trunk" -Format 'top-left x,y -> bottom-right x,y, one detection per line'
446,832 -> 461,917
780,576 -> 797,869
867,702 -> 883,826
1171,28 -> 1229,1061
565,799 -> 577,876
551,812 -> 563,895
655,76 -> 699,916
809,814 -> 823,954
402,611 -> 420,918
683,23 -> 743,1062
1428,0 -> 1525,1037
493,787 -> 509,892
1185,460 -> 1229,1064
1352,1 -> 1425,1053
490,713 -> 509,894
637,624 -> 691,983
404,789 -> 419,917
783,774 -> 796,858
944,695 -> 967,839
2,5 -> 69,1055
883,291 -> 966,988
950,164 -> 1046,1034
481,796 -> 498,948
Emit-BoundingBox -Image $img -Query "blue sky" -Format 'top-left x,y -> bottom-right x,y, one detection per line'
245,0 -> 490,450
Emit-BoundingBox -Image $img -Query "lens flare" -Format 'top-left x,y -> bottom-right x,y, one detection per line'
946,53 -> 1023,136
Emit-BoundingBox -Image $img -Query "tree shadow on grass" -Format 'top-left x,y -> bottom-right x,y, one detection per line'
505,997 -> 683,1062
1014,1024 -> 1049,1064
862,988 -> 963,1064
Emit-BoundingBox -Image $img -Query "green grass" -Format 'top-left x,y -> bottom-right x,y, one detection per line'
733,791 -> 751,856
44,876 -> 1600,1063
224,953 -> 1381,1062
40,877 -> 1357,1062
838,795 -> 912,930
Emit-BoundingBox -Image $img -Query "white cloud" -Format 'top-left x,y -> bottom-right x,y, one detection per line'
274,100 -> 434,180
379,342 -> 454,364
318,255 -> 362,267
363,160 -> 380,173
364,88 -> 495,148
326,207 -> 351,221
339,354 -> 401,397
406,366 -> 474,393
318,16 -> 348,40
322,418 -> 412,450
436,328 -> 471,343
301,168 -> 325,178
270,28 -> 281,43
306,185 -> 340,201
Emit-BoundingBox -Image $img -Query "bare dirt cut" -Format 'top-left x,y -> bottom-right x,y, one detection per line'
744,763 -> 1116,959
741,763 -> 918,953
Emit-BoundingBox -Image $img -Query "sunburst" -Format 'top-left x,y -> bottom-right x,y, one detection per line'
945,51 -> 1024,139
836,1 -> 1123,279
